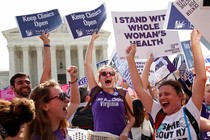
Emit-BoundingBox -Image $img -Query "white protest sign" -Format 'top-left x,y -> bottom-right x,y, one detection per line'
173,0 -> 210,45
111,10 -> 181,60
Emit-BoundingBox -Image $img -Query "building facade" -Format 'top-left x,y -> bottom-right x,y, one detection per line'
2,24 -> 110,87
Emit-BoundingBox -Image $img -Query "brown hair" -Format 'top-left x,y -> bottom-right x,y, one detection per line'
0,98 -> 35,138
158,79 -> 183,94
24,79 -> 68,140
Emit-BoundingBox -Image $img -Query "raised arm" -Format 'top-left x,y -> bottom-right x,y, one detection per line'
126,44 -> 153,113
142,53 -> 154,90
191,29 -> 206,110
39,33 -> 51,83
84,32 -> 99,89
66,66 -> 80,120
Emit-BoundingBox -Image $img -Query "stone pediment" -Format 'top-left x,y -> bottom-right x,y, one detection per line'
2,23 -> 110,41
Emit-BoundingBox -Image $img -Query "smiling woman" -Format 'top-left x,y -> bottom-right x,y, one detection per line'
24,66 -> 80,140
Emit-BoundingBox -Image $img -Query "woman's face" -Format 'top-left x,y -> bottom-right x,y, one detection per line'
46,86 -> 69,121
99,67 -> 116,89
158,85 -> 182,115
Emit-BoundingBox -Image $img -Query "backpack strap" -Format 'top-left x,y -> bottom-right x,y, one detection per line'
154,108 -> 200,140
80,86 -> 102,112
154,109 -> 166,130
116,87 -> 134,117
184,107 -> 200,140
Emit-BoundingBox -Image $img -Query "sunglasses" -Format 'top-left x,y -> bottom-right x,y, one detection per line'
46,92 -> 69,102
100,71 -> 115,77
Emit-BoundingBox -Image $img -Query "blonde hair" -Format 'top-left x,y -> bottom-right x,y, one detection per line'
97,65 -> 119,85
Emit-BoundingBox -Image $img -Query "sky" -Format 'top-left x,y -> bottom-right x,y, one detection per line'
0,0 -> 198,71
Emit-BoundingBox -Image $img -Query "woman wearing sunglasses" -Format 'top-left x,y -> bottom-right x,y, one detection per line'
24,66 -> 80,140
84,32 -> 135,140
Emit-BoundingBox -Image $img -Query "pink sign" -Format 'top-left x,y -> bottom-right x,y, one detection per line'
0,89 -> 15,101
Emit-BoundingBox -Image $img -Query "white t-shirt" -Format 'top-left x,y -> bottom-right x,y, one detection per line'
131,118 -> 153,140
151,98 -> 200,140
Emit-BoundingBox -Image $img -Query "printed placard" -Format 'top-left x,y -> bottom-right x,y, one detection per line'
111,10 -> 181,59
64,3 -> 106,39
16,9 -> 62,38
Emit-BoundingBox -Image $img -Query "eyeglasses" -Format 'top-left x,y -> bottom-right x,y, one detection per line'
100,71 -> 115,77
46,92 -> 69,102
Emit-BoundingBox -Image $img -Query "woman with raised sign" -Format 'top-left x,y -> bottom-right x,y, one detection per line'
126,28 -> 206,140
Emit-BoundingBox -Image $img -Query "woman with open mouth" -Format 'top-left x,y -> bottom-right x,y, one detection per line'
126,28 -> 206,140
84,32 -> 135,140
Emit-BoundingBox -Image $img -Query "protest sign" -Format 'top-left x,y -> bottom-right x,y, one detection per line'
172,53 -> 187,77
68,128 -> 125,140
0,89 -> 15,101
111,10 -> 181,59
16,9 -> 62,38
96,59 -> 108,69
64,3 -> 106,39
180,40 -> 194,70
164,2 -> 194,30
78,77 -> 88,86
173,0 -> 210,45
154,56 -> 176,82
164,2 -> 210,50
108,49 -> 157,87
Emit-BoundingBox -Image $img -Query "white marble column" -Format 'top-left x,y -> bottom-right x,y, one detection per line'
102,43 -> 108,60
36,46 -> 43,81
92,46 -> 97,74
64,46 -> 71,82
8,46 -> 15,78
22,46 -> 30,75
51,46 -> 57,81
77,45 -> 84,79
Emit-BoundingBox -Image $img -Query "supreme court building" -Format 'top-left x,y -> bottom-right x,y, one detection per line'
2,24 -> 110,87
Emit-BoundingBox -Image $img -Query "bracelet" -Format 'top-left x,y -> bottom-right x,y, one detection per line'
69,78 -> 78,84
44,44 -> 51,47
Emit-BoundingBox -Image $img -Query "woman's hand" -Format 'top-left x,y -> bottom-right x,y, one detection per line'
67,66 -> 78,80
39,32 -> 50,45
125,44 -> 136,60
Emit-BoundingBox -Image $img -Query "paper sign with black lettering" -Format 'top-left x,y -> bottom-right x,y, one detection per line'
16,9 -> 62,38
111,10 -> 181,59
164,2 -> 194,30
173,0 -> 210,46
64,3 -> 106,39
164,2 -> 210,50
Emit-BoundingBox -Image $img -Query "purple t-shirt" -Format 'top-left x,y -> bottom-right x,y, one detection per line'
201,103 -> 210,140
32,128 -> 70,140
91,87 -> 127,136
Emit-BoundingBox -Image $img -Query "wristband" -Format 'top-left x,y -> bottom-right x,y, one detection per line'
69,78 -> 78,84
44,44 -> 51,47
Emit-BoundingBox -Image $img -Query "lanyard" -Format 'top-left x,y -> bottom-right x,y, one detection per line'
183,107 -> 192,140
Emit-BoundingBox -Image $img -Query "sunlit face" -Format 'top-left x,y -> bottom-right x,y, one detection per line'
99,67 -> 116,89
12,76 -> 31,98
46,86 -> 69,122
158,85 -> 182,115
